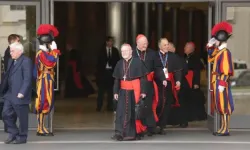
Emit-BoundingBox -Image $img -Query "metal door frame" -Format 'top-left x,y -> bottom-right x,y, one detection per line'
0,1 -> 40,130
220,1 -> 250,129
52,0 -> 215,2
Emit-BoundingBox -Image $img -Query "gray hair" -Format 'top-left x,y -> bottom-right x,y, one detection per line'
120,43 -> 132,50
10,42 -> 24,53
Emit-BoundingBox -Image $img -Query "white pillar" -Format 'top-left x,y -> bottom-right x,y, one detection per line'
144,3 -> 149,38
157,3 -> 163,40
107,2 -> 124,49
131,2 -> 137,46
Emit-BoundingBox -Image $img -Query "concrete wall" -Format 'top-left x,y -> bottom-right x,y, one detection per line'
0,5 -> 26,56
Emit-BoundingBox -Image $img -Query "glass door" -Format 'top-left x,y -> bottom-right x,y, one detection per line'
221,1 -> 250,129
0,1 -> 40,129
206,1 -> 219,133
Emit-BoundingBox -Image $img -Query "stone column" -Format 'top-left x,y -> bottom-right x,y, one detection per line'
144,3 -> 149,38
67,2 -> 77,45
107,2 -> 124,49
188,8 -> 194,41
157,3 -> 163,41
131,2 -> 137,46
172,7 -> 178,45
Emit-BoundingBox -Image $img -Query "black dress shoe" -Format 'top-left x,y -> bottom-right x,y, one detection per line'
48,132 -> 54,136
12,140 -> 26,144
37,132 -> 54,136
147,132 -> 154,136
213,132 -> 230,136
136,134 -> 142,140
115,135 -> 123,141
4,137 -> 16,144
180,123 -> 188,128
157,128 -> 166,135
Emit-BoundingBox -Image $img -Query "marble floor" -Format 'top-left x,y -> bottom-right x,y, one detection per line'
53,94 -> 207,129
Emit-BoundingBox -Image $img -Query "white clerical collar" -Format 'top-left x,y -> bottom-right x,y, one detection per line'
218,43 -> 227,50
39,45 -> 48,52
160,50 -> 167,54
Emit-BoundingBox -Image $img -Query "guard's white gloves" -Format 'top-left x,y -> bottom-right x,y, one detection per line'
50,41 -> 57,50
207,38 -> 216,47
218,85 -> 225,93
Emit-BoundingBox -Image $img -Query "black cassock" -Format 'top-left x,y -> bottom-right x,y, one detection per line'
154,51 -> 182,128
132,48 -> 165,132
113,57 -> 148,140
167,54 -> 191,126
184,53 -> 206,121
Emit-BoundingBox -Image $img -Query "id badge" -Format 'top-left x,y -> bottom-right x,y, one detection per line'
163,68 -> 169,78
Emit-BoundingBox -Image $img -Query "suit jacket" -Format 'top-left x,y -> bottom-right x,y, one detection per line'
95,46 -> 120,84
1,55 -> 32,105
3,46 -> 10,72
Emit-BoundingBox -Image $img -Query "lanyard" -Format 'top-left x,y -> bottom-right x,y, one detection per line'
159,51 -> 168,68
136,49 -> 146,60
123,58 -> 133,80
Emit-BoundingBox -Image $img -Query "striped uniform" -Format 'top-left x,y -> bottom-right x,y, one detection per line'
208,47 -> 234,134
34,49 -> 60,134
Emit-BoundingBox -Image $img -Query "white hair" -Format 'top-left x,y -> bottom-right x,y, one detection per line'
120,43 -> 132,50
10,42 -> 24,53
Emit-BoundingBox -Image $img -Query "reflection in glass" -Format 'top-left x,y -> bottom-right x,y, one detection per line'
226,7 -> 250,86
0,5 -> 36,64
226,7 -> 250,119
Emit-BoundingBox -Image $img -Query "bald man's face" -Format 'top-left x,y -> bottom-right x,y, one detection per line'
137,37 -> 148,51
184,43 -> 194,54
159,39 -> 169,53
121,45 -> 132,60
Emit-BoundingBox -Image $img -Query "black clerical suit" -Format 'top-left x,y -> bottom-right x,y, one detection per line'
154,51 -> 182,133
167,53 -> 190,127
184,53 -> 206,121
132,48 -> 165,135
96,46 -> 120,111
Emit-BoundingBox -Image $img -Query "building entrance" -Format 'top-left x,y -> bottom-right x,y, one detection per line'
51,1 -> 210,130
1,0 -> 250,134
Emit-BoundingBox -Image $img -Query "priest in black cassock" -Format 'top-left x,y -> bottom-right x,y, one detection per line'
132,34 -> 167,136
155,38 -> 183,134
184,42 -> 206,121
167,42 -> 190,128
112,44 -> 148,141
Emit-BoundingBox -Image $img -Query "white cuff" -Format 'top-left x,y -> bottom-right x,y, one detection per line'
218,85 -> 225,92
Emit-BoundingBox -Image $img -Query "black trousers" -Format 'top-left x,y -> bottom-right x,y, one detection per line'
96,70 -> 114,110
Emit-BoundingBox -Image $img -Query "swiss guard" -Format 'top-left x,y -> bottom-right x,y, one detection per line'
34,24 -> 60,136
207,21 -> 234,136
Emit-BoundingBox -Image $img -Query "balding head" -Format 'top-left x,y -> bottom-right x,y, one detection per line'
184,42 -> 195,55
158,38 -> 169,53
136,35 -> 148,51
121,43 -> 133,60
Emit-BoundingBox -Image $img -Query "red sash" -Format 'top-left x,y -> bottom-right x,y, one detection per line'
166,73 -> 180,107
185,70 -> 193,88
146,72 -> 159,122
120,80 -> 146,133
68,61 -> 83,89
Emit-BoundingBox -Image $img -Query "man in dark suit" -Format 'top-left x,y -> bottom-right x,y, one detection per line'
96,36 -> 120,112
3,34 -> 20,72
1,42 -> 32,144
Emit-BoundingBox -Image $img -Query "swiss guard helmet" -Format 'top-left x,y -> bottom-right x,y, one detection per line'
211,21 -> 232,42
36,24 -> 59,45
